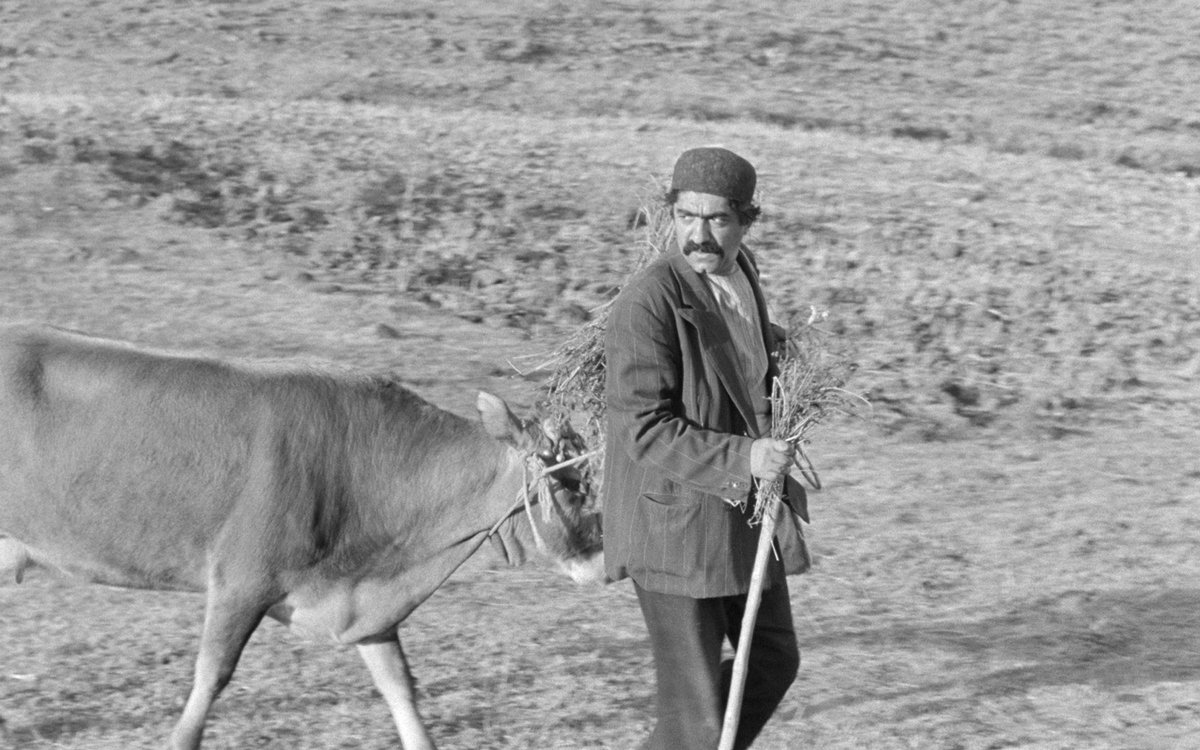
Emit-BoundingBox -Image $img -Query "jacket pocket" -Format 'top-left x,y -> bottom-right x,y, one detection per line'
634,493 -> 704,579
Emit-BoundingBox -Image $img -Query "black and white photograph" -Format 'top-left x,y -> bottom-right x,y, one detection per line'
1,2 -> 1197,748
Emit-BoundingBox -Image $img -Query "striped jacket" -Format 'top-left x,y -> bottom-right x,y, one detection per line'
602,248 -> 810,597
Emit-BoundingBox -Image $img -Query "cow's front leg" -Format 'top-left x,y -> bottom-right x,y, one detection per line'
170,586 -> 269,750
358,634 -> 436,750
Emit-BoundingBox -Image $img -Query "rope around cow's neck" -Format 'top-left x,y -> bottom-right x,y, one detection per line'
486,449 -> 601,549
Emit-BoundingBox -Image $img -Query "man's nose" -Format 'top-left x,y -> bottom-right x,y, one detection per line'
690,218 -> 712,243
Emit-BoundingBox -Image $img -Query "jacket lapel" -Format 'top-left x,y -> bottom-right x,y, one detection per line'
668,253 -> 762,436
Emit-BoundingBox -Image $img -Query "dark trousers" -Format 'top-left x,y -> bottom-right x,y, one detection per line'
634,579 -> 800,750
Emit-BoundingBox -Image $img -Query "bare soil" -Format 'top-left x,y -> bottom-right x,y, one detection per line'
1,2 -> 1198,748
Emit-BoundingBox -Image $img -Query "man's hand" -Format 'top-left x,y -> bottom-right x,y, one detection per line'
749,438 -> 795,483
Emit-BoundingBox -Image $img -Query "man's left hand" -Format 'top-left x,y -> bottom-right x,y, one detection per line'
750,438 -> 794,483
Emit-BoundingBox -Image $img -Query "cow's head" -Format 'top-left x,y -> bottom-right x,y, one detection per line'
477,392 -> 607,584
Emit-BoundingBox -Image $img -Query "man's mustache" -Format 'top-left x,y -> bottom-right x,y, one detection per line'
683,240 -> 723,256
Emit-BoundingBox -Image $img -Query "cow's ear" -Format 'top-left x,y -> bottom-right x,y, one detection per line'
477,391 -> 527,447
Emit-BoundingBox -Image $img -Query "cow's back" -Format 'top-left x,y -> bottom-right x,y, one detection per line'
0,324 -> 281,589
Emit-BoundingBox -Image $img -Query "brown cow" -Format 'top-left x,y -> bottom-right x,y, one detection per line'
0,323 -> 605,750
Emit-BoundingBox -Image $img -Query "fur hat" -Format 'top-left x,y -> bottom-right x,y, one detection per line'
670,147 -> 757,204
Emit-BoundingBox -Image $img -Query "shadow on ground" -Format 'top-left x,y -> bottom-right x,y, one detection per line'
804,588 -> 1200,716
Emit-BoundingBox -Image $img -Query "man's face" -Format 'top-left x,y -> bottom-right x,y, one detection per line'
672,191 -> 746,276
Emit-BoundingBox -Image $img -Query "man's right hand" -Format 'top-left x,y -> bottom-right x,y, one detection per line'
749,438 -> 795,483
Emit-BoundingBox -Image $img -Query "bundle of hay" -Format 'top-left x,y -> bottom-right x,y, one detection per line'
747,309 -> 867,525
538,197 -> 865,501
538,197 -> 673,451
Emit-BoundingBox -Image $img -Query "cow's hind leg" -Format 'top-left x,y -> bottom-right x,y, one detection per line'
358,634 -> 436,750
170,585 -> 270,750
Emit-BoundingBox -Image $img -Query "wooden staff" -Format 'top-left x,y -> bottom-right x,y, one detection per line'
718,480 -> 784,750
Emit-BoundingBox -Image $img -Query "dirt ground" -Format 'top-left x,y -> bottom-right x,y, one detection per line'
1,2 -> 1198,748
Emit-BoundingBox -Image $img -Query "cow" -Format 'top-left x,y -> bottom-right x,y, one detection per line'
0,322 -> 606,750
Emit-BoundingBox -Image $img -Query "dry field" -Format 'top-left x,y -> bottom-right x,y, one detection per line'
2,1 -> 1198,748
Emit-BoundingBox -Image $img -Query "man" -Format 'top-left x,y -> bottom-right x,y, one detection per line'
603,146 -> 810,749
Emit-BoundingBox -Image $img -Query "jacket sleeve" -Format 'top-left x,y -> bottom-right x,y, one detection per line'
605,281 -> 756,502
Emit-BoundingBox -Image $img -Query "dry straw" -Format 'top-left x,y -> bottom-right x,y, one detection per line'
539,193 -> 673,450
746,310 -> 867,525
538,192 -> 866,483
